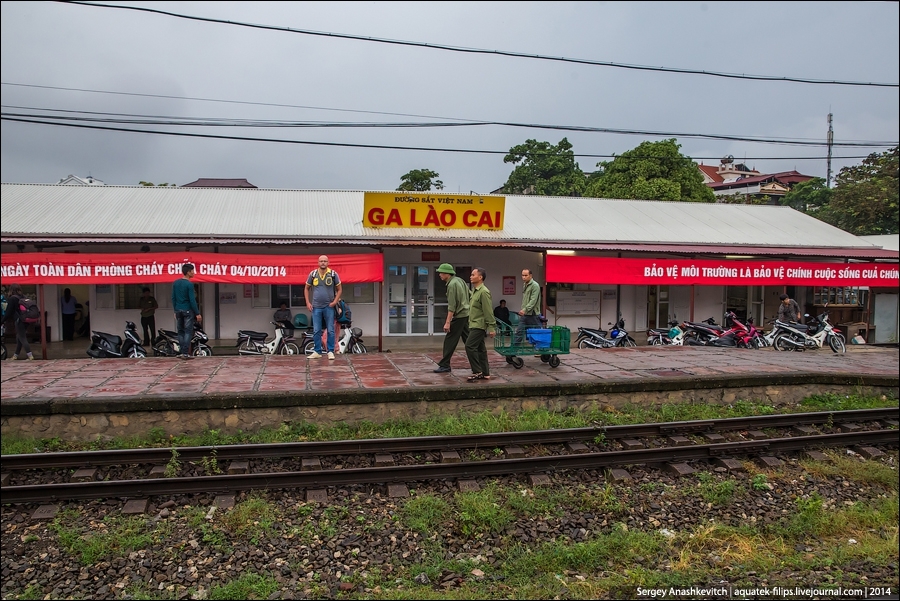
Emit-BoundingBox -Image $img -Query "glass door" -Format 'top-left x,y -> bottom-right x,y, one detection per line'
410,265 -> 430,334
387,264 -> 436,334
387,265 -> 408,334
648,285 -> 670,329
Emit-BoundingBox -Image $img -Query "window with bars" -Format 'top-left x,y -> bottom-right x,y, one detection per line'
812,286 -> 866,306
270,283 -> 375,308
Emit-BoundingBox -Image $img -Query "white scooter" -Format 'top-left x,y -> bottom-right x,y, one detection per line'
236,321 -> 301,356
302,322 -> 368,355
338,323 -> 367,354
771,306 -> 846,354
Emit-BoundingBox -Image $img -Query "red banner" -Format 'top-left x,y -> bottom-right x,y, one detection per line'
547,255 -> 899,287
0,252 -> 384,284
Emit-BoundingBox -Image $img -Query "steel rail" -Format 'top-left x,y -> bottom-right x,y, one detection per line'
2,407 -> 896,470
3,430 -> 896,504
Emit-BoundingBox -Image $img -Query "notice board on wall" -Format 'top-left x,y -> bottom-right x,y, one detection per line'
555,290 -> 601,315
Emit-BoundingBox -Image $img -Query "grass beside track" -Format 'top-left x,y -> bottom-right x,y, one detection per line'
1,392 -> 896,455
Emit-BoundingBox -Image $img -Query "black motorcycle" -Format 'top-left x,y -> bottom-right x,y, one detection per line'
87,321 -> 146,358
153,321 -> 213,357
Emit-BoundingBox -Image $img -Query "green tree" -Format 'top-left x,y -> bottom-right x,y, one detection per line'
397,169 -> 444,191
781,177 -> 833,212
501,138 -> 586,196
585,139 -> 714,202
815,147 -> 898,235
138,181 -> 175,186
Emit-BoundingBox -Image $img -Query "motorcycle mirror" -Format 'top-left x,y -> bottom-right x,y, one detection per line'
803,313 -> 810,318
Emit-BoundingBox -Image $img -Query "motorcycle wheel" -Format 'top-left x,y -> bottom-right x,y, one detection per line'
620,337 -> 636,348
128,347 -> 146,359
577,338 -> 593,350
350,342 -> 367,354
650,338 -> 663,346
238,341 -> 255,355
194,345 -> 213,357
772,333 -> 796,352
1,342 -> 6,360
281,342 -> 301,356
303,340 -> 317,356
828,335 -> 846,354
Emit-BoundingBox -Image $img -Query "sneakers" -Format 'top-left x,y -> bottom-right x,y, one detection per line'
308,351 -> 322,359
27,355 -> 35,360
10,354 -> 18,360
327,352 -> 335,360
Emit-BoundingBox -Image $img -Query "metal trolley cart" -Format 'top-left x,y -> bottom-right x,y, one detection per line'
494,322 -> 571,368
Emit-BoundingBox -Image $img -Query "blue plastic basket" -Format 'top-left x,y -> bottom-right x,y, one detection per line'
526,328 -> 552,349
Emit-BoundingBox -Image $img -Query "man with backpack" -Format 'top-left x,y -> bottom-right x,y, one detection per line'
304,255 -> 342,360
4,283 -> 37,360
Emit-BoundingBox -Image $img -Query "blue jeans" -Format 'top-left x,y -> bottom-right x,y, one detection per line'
176,310 -> 194,356
312,306 -> 336,353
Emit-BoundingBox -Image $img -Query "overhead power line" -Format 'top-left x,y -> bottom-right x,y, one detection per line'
57,1 -> 899,88
1,115 -> 881,162
7,83 -> 896,148
3,106 -> 897,148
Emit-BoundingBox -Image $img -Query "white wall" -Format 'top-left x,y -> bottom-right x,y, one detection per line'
693,286 -> 725,324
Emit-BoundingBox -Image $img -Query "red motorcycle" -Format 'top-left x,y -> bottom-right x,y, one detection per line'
682,312 -> 755,348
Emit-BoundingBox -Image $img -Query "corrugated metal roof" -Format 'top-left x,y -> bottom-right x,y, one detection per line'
0,184 -> 891,255
859,234 -> 900,252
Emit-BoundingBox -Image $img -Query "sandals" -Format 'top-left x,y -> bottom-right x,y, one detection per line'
467,373 -> 491,382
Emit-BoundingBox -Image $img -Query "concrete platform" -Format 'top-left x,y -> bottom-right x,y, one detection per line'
2,346 -> 897,440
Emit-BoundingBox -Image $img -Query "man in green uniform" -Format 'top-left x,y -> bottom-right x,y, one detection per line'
465,267 -> 496,381
514,268 -> 542,346
434,263 -> 470,373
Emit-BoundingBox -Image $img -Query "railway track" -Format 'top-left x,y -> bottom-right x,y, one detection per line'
2,408 -> 897,505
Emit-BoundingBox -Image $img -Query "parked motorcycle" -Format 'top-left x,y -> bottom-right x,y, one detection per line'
301,322 -> 368,355
153,321 -> 213,357
742,316 -> 767,349
681,317 -> 726,346
237,321 -> 300,356
647,320 -> 684,346
576,317 -> 636,349
772,307 -> 845,354
683,312 -> 755,348
87,321 -> 146,358
757,320 -> 779,348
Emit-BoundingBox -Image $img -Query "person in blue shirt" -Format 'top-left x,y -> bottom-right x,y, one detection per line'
171,263 -> 201,359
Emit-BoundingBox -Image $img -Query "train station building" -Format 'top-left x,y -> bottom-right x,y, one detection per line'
1,183 -> 898,351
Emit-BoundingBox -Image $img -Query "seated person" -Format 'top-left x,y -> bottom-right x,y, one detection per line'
493,299 -> 511,325
273,302 -> 292,325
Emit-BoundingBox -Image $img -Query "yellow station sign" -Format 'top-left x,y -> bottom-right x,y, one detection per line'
363,192 -> 506,230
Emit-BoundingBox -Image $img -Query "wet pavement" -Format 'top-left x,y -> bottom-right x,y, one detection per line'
1,345 -> 897,402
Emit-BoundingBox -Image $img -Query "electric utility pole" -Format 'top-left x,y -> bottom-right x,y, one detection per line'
826,113 -> 834,188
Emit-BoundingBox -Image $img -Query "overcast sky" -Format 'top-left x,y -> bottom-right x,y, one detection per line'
1,1 -> 897,193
